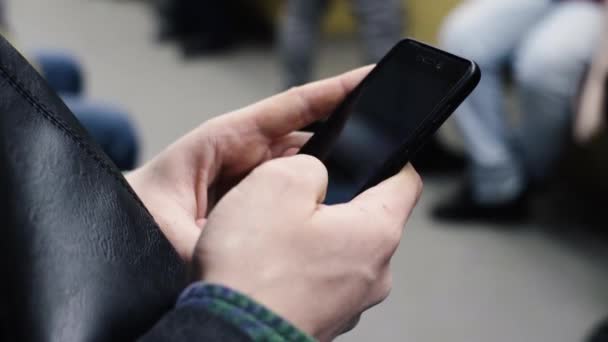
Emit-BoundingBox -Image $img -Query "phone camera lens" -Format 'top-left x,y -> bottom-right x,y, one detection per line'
436,63 -> 443,70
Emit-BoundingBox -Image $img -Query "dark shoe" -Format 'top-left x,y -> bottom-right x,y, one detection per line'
432,183 -> 529,224
180,35 -> 235,58
587,319 -> 608,342
157,22 -> 181,42
412,138 -> 466,175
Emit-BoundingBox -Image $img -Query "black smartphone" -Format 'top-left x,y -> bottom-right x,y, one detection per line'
299,38 -> 480,204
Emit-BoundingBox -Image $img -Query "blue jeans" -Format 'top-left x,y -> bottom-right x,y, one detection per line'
278,0 -> 403,87
32,50 -> 139,170
439,0 -> 603,204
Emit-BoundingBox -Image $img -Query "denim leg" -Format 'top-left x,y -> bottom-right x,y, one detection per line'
278,0 -> 329,88
350,0 -> 403,64
513,1 -> 603,181
31,50 -> 84,96
0,0 -> 6,30
439,0 -> 551,204
63,97 -> 139,170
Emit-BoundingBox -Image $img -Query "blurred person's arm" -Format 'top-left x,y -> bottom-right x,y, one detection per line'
0,0 -> 6,33
129,67 -> 422,341
575,3 -> 608,143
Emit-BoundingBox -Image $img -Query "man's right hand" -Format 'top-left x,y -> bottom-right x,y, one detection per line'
192,154 -> 422,342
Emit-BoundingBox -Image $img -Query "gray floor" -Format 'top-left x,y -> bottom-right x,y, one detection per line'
9,1 -> 608,341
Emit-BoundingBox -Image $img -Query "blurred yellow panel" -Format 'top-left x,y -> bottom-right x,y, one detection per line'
258,0 -> 282,20
408,0 -> 461,43
323,0 -> 356,34
261,0 -> 462,43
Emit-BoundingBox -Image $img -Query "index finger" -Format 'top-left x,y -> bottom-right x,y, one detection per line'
244,66 -> 373,139
350,164 -> 423,228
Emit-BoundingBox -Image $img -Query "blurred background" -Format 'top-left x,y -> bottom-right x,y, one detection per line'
6,0 -> 608,341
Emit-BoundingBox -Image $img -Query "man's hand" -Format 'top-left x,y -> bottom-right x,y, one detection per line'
193,155 -> 422,341
127,67 -> 372,261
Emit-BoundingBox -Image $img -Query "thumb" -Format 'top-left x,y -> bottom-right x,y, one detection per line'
350,164 -> 423,228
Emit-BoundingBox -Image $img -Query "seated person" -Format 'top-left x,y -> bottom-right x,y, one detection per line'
278,0 -> 403,88
0,1 -> 138,170
434,0 -> 605,222
33,50 -> 139,170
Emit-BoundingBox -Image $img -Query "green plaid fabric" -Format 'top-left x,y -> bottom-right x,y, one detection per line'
178,282 -> 315,342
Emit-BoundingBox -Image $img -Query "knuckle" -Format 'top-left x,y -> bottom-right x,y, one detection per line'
387,221 -> 404,244
296,154 -> 325,170
403,168 -> 423,205
286,85 -> 303,95
377,273 -> 393,302
375,203 -> 402,233
359,266 -> 393,306
255,159 -> 297,183
285,86 -> 314,127
255,155 -> 327,189
291,154 -> 328,185
340,315 -> 361,335
414,173 -> 424,197
405,165 -> 423,193
379,223 -> 402,254
360,265 -> 379,288
254,159 -> 279,175
368,271 -> 392,306
379,200 -> 399,218
304,155 -> 328,177
372,213 -> 402,258
414,172 -> 423,191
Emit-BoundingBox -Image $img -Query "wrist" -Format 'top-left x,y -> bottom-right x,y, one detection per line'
200,273 -> 335,341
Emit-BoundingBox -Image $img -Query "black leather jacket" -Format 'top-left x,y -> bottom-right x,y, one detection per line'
0,34 -> 309,341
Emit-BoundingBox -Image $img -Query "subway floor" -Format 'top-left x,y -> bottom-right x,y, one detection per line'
10,1 -> 608,341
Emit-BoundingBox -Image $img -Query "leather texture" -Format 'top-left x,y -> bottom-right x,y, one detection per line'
0,35 -> 187,341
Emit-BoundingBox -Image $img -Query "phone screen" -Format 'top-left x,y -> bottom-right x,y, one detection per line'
300,40 -> 474,204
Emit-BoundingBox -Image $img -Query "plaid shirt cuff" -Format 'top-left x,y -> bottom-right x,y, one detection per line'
177,282 -> 315,342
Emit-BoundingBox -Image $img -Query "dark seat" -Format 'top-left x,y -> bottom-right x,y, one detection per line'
0,35 -> 187,341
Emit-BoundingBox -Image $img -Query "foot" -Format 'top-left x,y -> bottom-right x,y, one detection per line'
157,23 -> 180,42
432,183 -> 529,224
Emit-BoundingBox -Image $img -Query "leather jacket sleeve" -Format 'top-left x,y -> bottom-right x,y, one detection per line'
0,32 -> 311,342
139,283 -> 315,342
